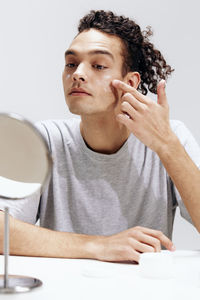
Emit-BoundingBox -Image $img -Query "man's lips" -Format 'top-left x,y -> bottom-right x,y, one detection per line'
69,88 -> 91,96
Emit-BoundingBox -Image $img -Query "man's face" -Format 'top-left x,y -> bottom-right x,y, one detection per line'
62,29 -> 125,116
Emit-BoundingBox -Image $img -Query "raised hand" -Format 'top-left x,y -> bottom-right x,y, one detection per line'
112,79 -> 175,153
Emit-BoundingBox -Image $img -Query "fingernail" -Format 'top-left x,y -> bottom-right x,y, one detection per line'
171,245 -> 176,251
160,79 -> 166,88
112,79 -> 120,85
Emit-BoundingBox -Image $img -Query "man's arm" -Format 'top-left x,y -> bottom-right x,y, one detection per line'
157,136 -> 200,232
0,211 -> 97,259
112,79 -> 200,232
0,211 -> 174,262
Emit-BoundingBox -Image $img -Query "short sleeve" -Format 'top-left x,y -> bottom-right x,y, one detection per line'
170,120 -> 200,223
34,121 -> 52,153
0,190 -> 40,224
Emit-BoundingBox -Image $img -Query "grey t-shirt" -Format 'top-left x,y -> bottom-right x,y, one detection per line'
1,118 -> 200,239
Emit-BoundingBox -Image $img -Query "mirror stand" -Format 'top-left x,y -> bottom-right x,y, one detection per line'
0,207 -> 42,293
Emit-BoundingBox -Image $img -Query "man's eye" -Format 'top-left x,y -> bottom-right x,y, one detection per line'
65,63 -> 76,68
93,64 -> 107,70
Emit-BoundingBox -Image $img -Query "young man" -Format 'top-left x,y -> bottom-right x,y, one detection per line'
0,10 -> 200,263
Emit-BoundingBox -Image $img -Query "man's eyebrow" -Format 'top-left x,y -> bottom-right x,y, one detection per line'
64,49 -> 114,60
89,50 -> 114,60
65,50 -> 76,57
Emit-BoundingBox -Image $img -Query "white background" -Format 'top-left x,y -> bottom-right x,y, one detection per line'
0,0 -> 200,249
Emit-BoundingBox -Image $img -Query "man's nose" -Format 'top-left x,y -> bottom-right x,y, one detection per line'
72,64 -> 87,82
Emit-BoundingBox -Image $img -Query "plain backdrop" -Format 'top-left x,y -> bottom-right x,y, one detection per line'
0,0 -> 200,249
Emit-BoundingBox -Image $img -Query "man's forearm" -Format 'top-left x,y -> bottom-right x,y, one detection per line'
0,212 -> 175,263
0,211 -> 101,259
157,134 -> 200,232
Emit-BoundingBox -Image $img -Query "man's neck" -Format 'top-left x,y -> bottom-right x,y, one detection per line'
80,114 -> 130,154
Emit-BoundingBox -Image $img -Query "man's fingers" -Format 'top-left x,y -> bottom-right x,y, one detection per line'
130,250 -> 140,263
157,79 -> 168,107
140,227 -> 175,251
157,233 -> 175,251
112,79 -> 149,104
138,233 -> 162,252
133,239 -> 156,253
112,79 -> 135,93
116,113 -> 134,127
122,93 -> 145,112
121,101 -> 138,120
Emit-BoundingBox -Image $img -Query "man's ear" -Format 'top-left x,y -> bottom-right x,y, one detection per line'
124,72 -> 141,89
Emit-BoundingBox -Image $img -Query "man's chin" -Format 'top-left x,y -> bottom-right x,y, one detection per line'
66,98 -> 92,115
67,105 -> 93,116
68,107 -> 82,115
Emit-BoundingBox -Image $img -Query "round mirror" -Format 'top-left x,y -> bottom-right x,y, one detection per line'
0,113 -> 52,199
0,112 -> 52,293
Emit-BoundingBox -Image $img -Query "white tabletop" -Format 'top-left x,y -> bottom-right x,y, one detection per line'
0,250 -> 200,300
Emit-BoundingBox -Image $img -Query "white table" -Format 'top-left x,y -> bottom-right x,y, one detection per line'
0,251 -> 200,300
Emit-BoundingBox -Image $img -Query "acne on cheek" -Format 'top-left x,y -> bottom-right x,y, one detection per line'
66,74 -> 71,79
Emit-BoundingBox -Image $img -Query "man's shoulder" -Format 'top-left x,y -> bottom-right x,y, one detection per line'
35,117 -> 80,130
35,117 -> 80,136
34,117 -> 81,149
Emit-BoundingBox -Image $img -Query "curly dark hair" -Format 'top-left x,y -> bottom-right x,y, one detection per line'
78,10 -> 174,95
